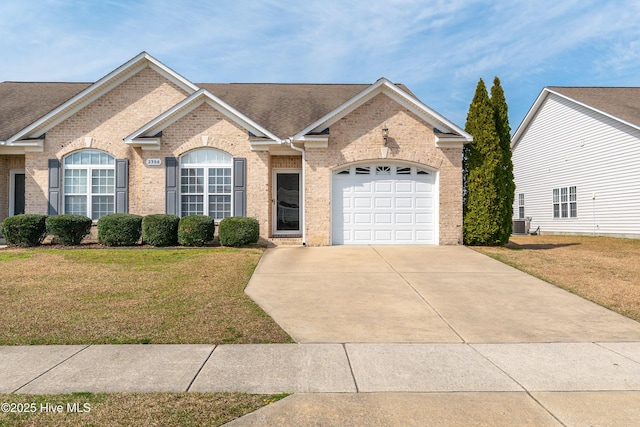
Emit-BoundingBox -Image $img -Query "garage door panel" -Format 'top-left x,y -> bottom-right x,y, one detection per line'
354,182 -> 372,193
354,213 -> 372,224
354,197 -> 372,208
416,213 -> 432,224
374,213 -> 392,224
394,230 -> 414,241
415,197 -> 431,208
416,230 -> 433,241
374,181 -> 393,192
374,197 -> 392,208
395,198 -> 413,208
374,230 -> 393,241
332,164 -> 436,245
395,182 -> 413,192
354,230 -> 372,241
395,213 -> 413,224
416,181 -> 432,192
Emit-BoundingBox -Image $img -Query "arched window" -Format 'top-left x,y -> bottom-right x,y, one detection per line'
180,148 -> 233,220
63,150 -> 115,220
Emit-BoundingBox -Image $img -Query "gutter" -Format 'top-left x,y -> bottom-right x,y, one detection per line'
287,139 -> 306,246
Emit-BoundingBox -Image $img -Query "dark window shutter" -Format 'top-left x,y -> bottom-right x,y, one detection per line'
48,159 -> 60,215
233,157 -> 246,217
115,159 -> 128,213
166,157 -> 179,215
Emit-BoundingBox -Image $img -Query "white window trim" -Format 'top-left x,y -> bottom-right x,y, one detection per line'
179,150 -> 233,221
9,169 -> 25,217
553,186 -> 577,219
62,152 -> 115,220
518,193 -> 525,219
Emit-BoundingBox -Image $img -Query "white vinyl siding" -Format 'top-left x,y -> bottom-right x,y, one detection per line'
513,92 -> 640,237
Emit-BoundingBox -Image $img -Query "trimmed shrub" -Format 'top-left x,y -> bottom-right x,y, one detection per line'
1,214 -> 47,247
178,215 -> 215,247
219,216 -> 260,247
142,214 -> 180,247
46,214 -> 92,245
97,213 -> 142,246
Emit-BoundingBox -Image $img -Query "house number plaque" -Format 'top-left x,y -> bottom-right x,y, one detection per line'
145,159 -> 162,166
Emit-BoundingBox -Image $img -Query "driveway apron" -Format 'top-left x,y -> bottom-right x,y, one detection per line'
246,245 -> 640,343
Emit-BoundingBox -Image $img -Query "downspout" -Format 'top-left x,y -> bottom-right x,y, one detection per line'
287,138 -> 306,246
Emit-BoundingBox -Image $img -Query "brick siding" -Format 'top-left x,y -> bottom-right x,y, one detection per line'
304,93 -> 463,245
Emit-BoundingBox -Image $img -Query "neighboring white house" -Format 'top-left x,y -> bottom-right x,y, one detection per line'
511,87 -> 640,238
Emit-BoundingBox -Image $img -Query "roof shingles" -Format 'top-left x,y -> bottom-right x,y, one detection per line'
548,87 -> 640,128
0,82 -> 90,141
1,81 -> 415,141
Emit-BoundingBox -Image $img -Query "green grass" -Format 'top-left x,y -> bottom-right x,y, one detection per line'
0,392 -> 288,426
0,247 -> 293,345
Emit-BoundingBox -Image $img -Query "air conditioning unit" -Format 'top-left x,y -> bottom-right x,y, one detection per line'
512,218 -> 531,235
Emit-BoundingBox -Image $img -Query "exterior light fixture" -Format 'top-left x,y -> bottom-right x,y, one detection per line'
382,125 -> 389,146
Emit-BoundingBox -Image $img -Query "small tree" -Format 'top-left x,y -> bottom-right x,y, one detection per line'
463,78 -> 503,245
490,77 -> 515,243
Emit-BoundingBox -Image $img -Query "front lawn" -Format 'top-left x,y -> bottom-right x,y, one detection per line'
0,392 -> 287,426
0,247 -> 292,345
474,235 -> 640,322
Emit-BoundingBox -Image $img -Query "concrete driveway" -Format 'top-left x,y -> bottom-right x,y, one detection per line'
246,245 -> 640,343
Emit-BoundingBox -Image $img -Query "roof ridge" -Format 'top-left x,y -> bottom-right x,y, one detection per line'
197,82 -> 405,86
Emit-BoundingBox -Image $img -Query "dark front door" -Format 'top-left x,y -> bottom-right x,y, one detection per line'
14,173 -> 25,215
275,172 -> 300,232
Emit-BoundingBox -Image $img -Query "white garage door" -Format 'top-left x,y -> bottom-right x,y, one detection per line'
331,164 -> 436,245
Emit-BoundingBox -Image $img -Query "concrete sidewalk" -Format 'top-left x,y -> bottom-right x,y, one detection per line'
2,342 -> 640,425
4,342 -> 640,394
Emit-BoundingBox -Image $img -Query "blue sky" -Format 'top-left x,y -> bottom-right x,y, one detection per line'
2,0 -> 639,132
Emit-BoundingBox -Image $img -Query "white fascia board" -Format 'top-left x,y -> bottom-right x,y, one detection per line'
126,89 -> 281,144
6,139 -> 44,152
292,78 -> 471,142
7,52 -> 199,144
434,135 -> 469,148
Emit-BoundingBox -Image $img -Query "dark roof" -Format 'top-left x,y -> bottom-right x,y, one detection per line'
0,80 -> 415,141
548,87 -> 640,128
199,83 -> 414,138
0,82 -> 91,140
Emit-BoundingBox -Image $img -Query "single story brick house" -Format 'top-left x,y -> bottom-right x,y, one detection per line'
0,52 -> 471,246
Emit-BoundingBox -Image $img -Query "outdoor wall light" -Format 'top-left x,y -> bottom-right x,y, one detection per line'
382,125 -> 389,146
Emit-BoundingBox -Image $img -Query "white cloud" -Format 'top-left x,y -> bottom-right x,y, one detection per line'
1,0 -> 640,127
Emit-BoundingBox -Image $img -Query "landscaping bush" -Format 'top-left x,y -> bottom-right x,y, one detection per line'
46,214 -> 92,245
97,213 -> 142,246
178,215 -> 215,247
142,214 -> 180,247
219,217 -> 260,247
1,214 -> 47,247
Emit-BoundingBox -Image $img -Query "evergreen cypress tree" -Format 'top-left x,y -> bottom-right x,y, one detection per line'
463,78 -> 503,245
490,77 -> 515,244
